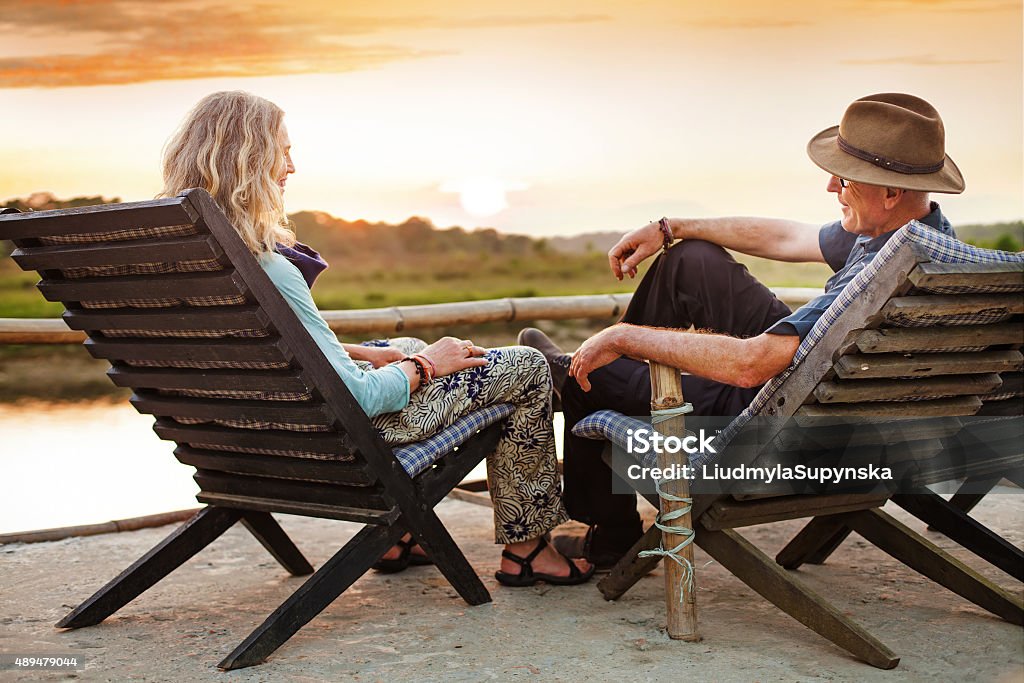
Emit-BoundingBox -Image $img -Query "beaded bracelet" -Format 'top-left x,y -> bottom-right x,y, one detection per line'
658,217 -> 674,254
411,355 -> 435,384
412,353 -> 437,381
394,356 -> 432,385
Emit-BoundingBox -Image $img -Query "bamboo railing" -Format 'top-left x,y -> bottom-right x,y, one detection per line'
0,289 -> 819,344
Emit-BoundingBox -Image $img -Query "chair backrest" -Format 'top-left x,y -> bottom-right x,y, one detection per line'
714,222 -> 1023,489
0,188 -> 422,525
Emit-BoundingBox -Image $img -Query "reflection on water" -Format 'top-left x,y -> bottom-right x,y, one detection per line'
0,402 -> 563,536
0,402 -> 197,535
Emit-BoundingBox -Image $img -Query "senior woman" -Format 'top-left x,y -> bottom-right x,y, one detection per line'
158,91 -> 592,587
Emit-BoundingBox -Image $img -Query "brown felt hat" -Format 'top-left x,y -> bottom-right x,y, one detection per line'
807,93 -> 965,193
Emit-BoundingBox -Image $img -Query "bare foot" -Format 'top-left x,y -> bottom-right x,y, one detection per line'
501,538 -> 593,578
380,533 -> 429,562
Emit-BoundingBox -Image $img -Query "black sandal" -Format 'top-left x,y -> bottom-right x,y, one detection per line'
494,536 -> 596,587
372,536 -> 433,573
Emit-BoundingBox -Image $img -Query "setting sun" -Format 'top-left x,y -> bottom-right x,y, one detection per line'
441,177 -> 527,217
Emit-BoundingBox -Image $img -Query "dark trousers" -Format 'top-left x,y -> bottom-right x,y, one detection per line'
561,240 -> 793,532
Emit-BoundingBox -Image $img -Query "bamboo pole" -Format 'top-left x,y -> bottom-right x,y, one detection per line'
0,289 -> 816,344
649,360 -> 700,641
0,508 -> 202,545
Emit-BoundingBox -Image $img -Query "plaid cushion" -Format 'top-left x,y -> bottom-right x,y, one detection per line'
392,403 -> 515,476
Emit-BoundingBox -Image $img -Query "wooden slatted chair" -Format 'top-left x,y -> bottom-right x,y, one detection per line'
571,221 -> 1024,669
0,189 -> 515,670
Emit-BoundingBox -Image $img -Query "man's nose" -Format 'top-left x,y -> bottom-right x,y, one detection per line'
826,175 -> 842,193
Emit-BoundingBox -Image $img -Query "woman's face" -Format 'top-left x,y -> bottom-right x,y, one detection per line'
277,122 -> 295,192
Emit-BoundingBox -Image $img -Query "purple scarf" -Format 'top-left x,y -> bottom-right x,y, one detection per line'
277,241 -> 328,289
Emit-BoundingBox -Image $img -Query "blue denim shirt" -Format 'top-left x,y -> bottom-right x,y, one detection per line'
766,202 -> 954,339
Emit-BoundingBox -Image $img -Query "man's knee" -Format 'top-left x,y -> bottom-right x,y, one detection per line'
662,239 -> 734,269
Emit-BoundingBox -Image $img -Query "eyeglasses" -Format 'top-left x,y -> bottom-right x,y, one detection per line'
837,177 -> 850,188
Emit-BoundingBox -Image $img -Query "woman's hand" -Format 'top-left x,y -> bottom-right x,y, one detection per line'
420,337 -> 488,378
608,221 -> 666,280
345,344 -> 407,368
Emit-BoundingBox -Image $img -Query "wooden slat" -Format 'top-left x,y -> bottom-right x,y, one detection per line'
854,323 -> 1024,353
814,373 -> 1002,403
11,235 -> 220,270
85,336 -> 290,363
796,396 -> 982,419
64,305 -> 267,332
0,197 -> 198,239
701,494 -> 888,530
835,350 -> 1023,379
37,270 -> 246,302
194,470 -> 389,510
131,391 -> 332,425
108,366 -> 309,393
881,293 -> 1023,322
195,492 -> 398,525
976,400 -> 1024,416
980,372 -> 1024,400
773,415 -> 960,450
153,418 -> 352,456
174,446 -> 373,486
909,262 -> 1024,289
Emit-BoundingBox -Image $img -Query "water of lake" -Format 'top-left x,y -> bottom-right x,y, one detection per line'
0,402 -> 562,535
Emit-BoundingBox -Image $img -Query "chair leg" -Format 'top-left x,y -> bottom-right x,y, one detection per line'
893,490 -> 1023,582
240,511 -> 314,576
597,525 -> 662,600
945,491 -> 988,516
57,506 -> 242,629
776,515 -> 851,570
407,512 -> 491,606
843,508 -> 1024,625
697,528 -> 900,669
219,523 -> 404,670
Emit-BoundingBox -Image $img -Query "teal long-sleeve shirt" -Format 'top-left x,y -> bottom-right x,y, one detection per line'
259,251 -> 411,417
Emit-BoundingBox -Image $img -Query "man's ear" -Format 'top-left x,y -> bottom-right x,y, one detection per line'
883,187 -> 903,210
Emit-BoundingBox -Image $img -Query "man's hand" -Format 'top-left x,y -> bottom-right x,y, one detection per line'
569,326 -> 625,391
608,221 -> 664,280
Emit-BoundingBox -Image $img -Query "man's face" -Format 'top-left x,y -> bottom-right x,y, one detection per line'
827,176 -> 890,237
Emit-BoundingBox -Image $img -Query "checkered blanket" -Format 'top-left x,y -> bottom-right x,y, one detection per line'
572,221 -> 1024,464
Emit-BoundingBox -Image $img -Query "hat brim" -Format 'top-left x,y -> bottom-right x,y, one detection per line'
807,125 -> 965,194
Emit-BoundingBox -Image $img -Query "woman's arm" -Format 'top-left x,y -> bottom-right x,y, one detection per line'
344,343 -> 405,368
260,252 -> 412,417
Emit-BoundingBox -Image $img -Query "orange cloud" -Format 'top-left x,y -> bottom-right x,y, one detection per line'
0,1 -> 608,88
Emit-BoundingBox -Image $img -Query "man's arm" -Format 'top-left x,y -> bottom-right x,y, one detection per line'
569,324 -> 800,391
609,217 -> 825,280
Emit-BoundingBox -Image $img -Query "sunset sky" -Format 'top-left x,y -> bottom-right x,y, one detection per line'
1,0 -> 1021,237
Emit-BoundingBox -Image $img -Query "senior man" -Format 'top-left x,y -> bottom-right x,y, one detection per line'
520,92 -> 966,568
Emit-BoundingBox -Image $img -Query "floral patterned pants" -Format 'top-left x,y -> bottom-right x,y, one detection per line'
358,338 -> 569,544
